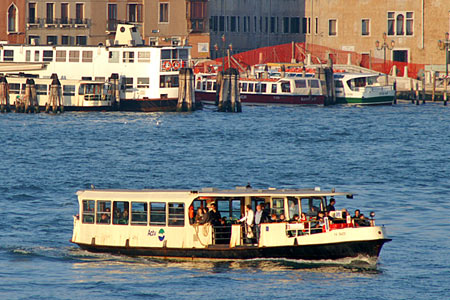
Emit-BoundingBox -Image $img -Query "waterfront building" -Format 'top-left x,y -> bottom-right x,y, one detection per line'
0,0 -> 26,44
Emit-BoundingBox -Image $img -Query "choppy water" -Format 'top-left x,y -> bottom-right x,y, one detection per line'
1,103 -> 449,299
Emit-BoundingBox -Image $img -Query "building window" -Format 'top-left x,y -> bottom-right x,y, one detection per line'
46,3 -> 54,25
76,36 -> 87,45
230,16 -> 236,32
219,16 -> 225,31
108,4 -> 117,31
283,17 -> 289,33
56,50 -> 66,62
75,3 -> 84,24
315,17 -> 318,35
108,51 -> 119,63
123,51 -> 135,63
26,50 -> 31,62
82,51 -> 93,62
61,3 -> 69,25
128,4 -> 143,23
61,36 -> 70,45
270,17 -> 276,33
69,50 -> 80,62
406,12 -> 414,35
388,12 -> 413,36
328,19 -> 337,36
28,3 -> 37,24
361,19 -> 370,36
291,17 -> 300,34
34,50 -> 40,61
302,17 -> 311,34
8,4 -> 18,32
159,3 -> 169,23
211,16 -> 218,32
47,36 -> 57,45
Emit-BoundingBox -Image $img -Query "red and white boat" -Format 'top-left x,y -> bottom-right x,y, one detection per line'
195,74 -> 325,106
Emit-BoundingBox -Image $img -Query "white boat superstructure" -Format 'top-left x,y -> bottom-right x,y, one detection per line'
0,24 -> 191,111
71,186 -> 391,261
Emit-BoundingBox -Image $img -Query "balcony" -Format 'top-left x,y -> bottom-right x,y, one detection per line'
72,18 -> 90,27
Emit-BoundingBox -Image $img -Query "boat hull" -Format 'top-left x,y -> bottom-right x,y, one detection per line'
196,91 -> 325,106
336,96 -> 394,105
119,98 -> 179,112
74,238 -> 391,260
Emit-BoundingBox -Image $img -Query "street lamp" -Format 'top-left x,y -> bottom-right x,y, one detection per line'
375,32 -> 395,74
438,32 -> 450,77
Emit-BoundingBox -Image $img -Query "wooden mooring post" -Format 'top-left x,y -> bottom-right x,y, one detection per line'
46,74 -> 63,113
24,78 -> 39,113
218,68 -> 241,112
177,68 -> 197,112
0,76 -> 11,113
109,73 -> 120,110
444,78 -> 448,106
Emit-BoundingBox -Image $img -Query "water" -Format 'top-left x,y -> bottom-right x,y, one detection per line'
1,103 -> 449,299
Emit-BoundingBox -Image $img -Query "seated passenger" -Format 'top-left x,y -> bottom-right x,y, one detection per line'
99,213 -> 110,224
195,208 -> 206,224
279,214 -> 286,222
119,209 -> 129,224
326,198 -> 336,211
358,214 -> 371,226
291,214 -> 299,222
269,213 -> 278,223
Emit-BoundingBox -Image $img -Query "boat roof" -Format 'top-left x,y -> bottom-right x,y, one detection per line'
77,187 -> 353,200
334,73 -> 381,80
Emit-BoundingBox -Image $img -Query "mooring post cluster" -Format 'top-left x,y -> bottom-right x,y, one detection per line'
177,68 -> 197,112
217,68 -> 241,112
0,76 -> 11,113
45,73 -> 64,113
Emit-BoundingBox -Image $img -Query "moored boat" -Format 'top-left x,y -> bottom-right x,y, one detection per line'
334,73 -> 395,105
71,186 -> 391,261
195,74 -> 325,106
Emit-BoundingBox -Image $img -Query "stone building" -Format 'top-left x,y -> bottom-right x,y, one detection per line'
0,0 -> 27,44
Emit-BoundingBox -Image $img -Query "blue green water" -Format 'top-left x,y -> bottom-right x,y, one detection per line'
1,103 -> 449,299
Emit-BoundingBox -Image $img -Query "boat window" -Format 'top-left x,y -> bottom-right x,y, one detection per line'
310,79 -> 320,88
3,50 -> 14,61
43,50 -> 53,62
108,51 -> 119,63
213,82 -> 217,91
196,81 -> 201,90
295,79 -> 307,88
63,85 -> 75,96
261,83 -> 267,93
248,83 -> 254,92
82,51 -> 93,62
251,197 -> 266,212
281,81 -> 291,93
271,198 -> 285,218
300,197 -> 322,217
123,51 -> 135,63
255,83 -> 261,93
334,80 -> 344,88
202,81 -> 206,90
287,197 -> 299,220
8,83 -> 20,94
271,84 -> 277,93
69,50 -> 79,62
160,75 -> 179,88
112,201 -> 129,225
138,51 -> 150,63
206,81 -> 212,91
26,50 -> 31,62
34,50 -> 40,62
124,77 -> 133,90
171,49 -> 178,59
131,202 -> 148,225
168,203 -> 184,226
179,49 -> 189,60
241,82 -> 247,92
96,200 -> 111,224
137,77 -> 149,88
36,84 -> 47,95
150,202 -> 166,226
82,200 -> 95,224
161,49 -> 171,60
56,50 -> 66,62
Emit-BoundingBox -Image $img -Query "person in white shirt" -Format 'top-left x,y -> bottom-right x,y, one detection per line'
239,205 -> 255,243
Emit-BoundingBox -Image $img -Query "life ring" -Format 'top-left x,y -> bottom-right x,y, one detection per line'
162,60 -> 172,71
172,60 -> 181,71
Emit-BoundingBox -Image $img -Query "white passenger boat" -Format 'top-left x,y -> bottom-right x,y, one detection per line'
195,74 -> 325,106
5,76 -> 113,111
71,187 -> 391,261
334,73 -> 395,105
0,24 -> 190,112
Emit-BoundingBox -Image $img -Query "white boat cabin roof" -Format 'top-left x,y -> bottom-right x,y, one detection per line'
77,187 -> 353,202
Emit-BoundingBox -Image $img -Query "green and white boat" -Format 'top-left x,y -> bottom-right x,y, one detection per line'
334,73 -> 395,105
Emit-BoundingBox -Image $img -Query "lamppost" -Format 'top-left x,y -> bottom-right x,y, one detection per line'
375,32 -> 395,74
438,32 -> 450,77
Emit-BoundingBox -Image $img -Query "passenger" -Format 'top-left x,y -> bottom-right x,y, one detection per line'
312,212 -> 325,233
254,204 -> 266,243
99,213 -> 110,224
300,213 -> 309,231
261,203 -> 270,220
292,214 -> 300,222
358,214 -> 371,226
353,209 -> 361,219
239,205 -> 255,243
326,198 -> 336,211
195,208 -> 206,224
269,213 -> 278,223
119,209 -> 129,224
288,201 -> 298,220
189,205 -> 195,225
279,213 -> 286,222
207,203 -> 221,226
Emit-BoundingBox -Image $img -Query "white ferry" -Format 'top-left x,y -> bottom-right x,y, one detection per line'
5,75 -> 113,111
0,24 -> 190,112
71,187 -> 391,261
195,75 -> 325,106
334,73 -> 395,105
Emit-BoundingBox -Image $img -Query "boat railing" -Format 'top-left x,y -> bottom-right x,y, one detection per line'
212,224 -> 232,245
285,217 -> 374,237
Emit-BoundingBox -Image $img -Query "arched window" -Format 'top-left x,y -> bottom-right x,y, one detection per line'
8,4 -> 17,32
396,14 -> 404,35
